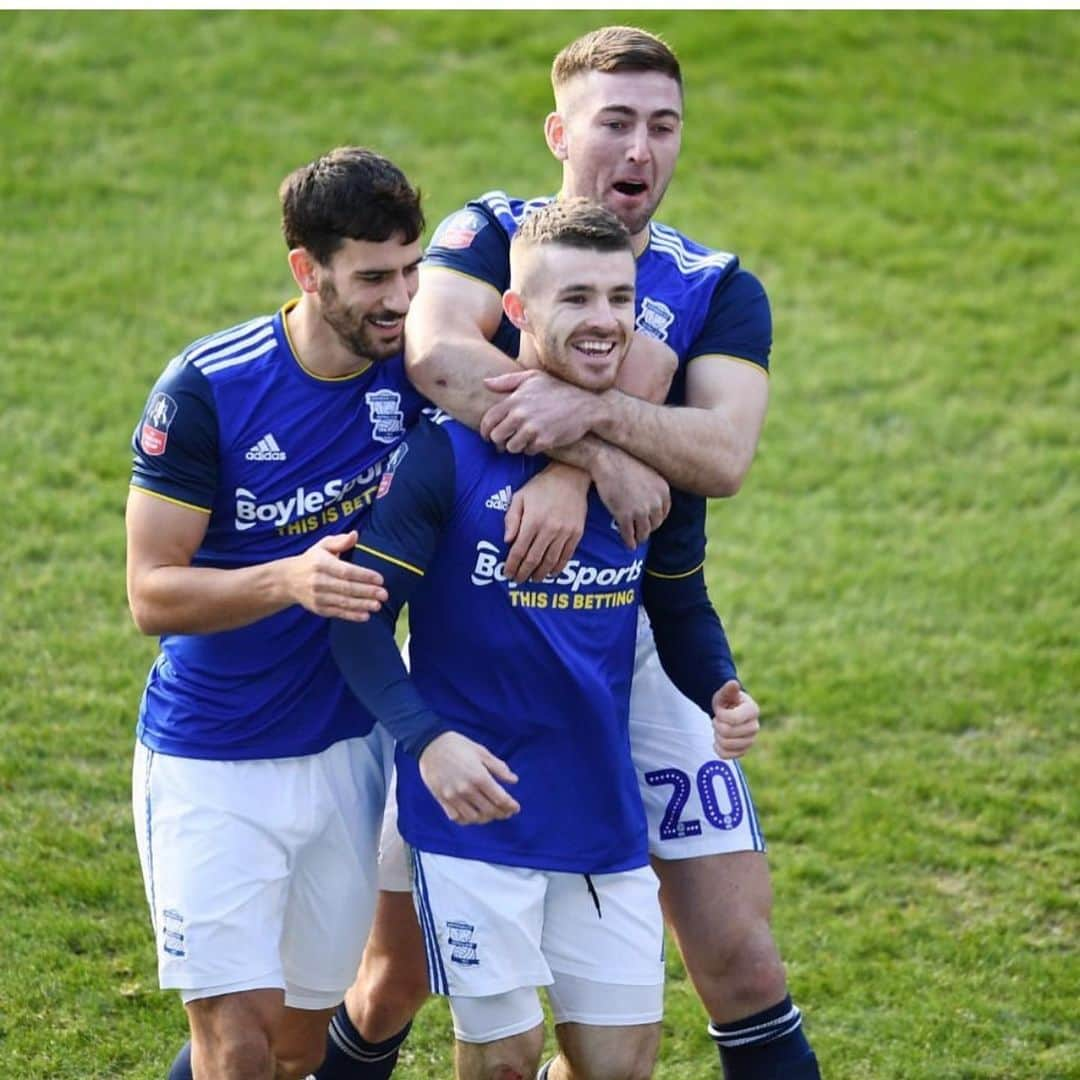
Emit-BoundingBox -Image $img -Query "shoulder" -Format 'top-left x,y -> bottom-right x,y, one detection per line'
173,313 -> 279,382
647,221 -> 740,282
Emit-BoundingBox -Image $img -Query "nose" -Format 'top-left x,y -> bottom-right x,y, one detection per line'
385,272 -> 413,316
588,297 -> 619,331
626,123 -> 651,164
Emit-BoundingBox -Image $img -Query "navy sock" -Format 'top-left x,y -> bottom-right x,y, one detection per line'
708,995 -> 820,1080
166,1040 -> 193,1080
313,1004 -> 411,1079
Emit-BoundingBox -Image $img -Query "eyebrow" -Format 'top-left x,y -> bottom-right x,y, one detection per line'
597,104 -> 682,122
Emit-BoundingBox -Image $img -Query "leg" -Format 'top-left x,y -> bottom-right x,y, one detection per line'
312,890 -> 427,1078
541,870 -> 665,1080
628,623 -> 819,1077
173,1002 -> 336,1080
455,1024 -> 546,1080
313,764 -> 427,1079
184,989 -> 283,1080
344,888 -> 430,1042
653,851 -> 785,1021
549,1022 -> 659,1080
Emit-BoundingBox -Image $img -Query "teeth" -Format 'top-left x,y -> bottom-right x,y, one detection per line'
574,340 -> 615,356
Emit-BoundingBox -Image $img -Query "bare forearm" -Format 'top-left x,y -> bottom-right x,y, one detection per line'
407,336 -> 520,430
592,392 -> 753,496
129,561 -> 294,636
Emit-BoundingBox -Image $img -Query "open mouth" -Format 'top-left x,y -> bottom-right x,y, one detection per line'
612,180 -> 648,197
572,339 -> 617,358
368,315 -> 403,331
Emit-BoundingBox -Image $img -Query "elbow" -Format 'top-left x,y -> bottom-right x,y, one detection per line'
404,337 -> 449,400
127,584 -> 166,636
706,473 -> 744,499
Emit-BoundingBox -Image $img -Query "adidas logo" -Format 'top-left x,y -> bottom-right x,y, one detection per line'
485,485 -> 512,511
245,433 -> 287,462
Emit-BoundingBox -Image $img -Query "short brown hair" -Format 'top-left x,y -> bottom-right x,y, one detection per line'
513,197 -> 632,255
551,26 -> 681,92
279,147 -> 424,265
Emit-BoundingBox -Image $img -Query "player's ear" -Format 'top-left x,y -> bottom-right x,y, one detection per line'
288,248 -> 320,294
502,289 -> 528,331
545,112 -> 568,162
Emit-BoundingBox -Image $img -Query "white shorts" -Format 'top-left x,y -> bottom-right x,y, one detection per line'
132,729 -> 393,1009
630,612 -> 767,860
411,851 -> 664,1039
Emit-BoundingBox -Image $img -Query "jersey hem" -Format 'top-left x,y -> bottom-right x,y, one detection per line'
129,484 -> 212,514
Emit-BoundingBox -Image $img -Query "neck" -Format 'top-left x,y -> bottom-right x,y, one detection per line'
285,296 -> 371,379
515,334 -> 543,371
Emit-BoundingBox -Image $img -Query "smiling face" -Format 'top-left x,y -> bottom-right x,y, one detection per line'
310,233 -> 422,362
506,242 -> 636,392
547,69 -> 683,243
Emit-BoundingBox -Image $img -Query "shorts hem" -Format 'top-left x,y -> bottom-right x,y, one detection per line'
648,842 -> 766,862
552,1007 -> 663,1027
174,974 -> 284,1004
549,963 -> 664,988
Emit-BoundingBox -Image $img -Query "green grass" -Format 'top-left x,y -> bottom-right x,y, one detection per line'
2,10 -> 1077,1078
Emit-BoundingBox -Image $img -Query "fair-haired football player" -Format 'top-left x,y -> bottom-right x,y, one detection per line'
328,198 -> 758,1080
315,26 -> 819,1080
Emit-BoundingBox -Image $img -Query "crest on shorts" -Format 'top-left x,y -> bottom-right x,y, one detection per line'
446,920 -> 479,966
366,389 -> 405,444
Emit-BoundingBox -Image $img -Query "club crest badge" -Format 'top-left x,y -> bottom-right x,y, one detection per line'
636,297 -> 676,342
366,389 -> 405,444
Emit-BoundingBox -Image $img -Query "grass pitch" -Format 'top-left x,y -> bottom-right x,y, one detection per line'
1,10 -> 1077,1078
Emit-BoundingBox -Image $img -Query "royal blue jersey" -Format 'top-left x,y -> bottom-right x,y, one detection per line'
340,413 -> 651,874
130,301 -> 427,760
424,191 -> 772,407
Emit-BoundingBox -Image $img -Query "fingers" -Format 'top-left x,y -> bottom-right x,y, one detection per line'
504,495 -> 524,545
318,530 -> 359,554
483,370 -> 532,393
713,719 -> 760,759
712,685 -> 761,759
479,399 -> 512,443
307,553 -> 388,618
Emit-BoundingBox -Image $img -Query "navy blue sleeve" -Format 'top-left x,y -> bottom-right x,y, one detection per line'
423,203 -> 511,294
330,416 -> 457,757
130,359 -> 218,510
688,269 -> 773,372
643,489 -> 739,714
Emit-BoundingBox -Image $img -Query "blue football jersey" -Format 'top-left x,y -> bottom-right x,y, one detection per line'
353,415 -> 650,874
424,190 -> 772,406
130,301 -> 427,760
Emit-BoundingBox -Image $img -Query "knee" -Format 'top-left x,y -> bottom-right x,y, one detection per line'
564,1034 -> 658,1080
274,1038 -> 327,1080
471,1026 -> 545,1079
194,1026 -> 273,1078
349,955 -> 429,1035
695,921 -> 789,1015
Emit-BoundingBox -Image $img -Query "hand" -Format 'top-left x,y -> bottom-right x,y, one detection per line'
283,531 -> 388,621
711,680 -> 760,760
419,732 -> 521,825
481,369 -> 600,453
504,464 -> 589,583
591,446 -> 670,548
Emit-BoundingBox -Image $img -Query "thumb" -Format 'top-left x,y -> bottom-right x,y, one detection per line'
484,370 -> 531,392
320,530 -> 359,555
504,494 -> 524,543
712,679 -> 742,713
482,750 -> 519,785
